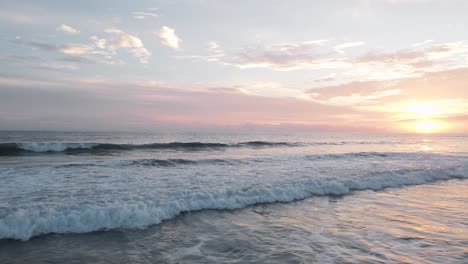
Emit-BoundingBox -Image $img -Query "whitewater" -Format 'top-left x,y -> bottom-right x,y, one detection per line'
0,131 -> 467,245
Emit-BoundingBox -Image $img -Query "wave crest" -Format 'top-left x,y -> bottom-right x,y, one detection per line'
1,165 -> 466,241
0,141 -> 300,155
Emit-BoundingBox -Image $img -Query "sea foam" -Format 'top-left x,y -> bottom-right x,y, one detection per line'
0,164 -> 466,241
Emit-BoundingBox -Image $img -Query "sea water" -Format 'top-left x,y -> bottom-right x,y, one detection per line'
0,131 -> 467,263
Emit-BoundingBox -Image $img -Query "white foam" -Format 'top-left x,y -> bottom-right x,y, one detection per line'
0,165 -> 466,241
17,143 -> 97,152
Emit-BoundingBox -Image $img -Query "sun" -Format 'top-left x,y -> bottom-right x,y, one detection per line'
412,120 -> 440,133
398,101 -> 452,133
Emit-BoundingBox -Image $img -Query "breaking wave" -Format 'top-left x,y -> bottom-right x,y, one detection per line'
1,165 -> 466,241
0,141 -> 299,155
0,140 -> 407,156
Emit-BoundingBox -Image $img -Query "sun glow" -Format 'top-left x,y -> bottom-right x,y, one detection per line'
412,120 -> 440,133
398,102 -> 453,133
401,102 -> 442,119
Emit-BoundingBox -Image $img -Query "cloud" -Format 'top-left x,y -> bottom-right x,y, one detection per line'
334,41 -> 365,54
183,39 -> 468,82
207,41 -> 220,51
56,24 -> 80,34
227,40 -> 352,71
11,32 -> 140,66
33,62 -> 79,71
2,67 -> 467,132
357,50 -> 426,64
425,41 -> 468,60
317,89 -> 402,106
157,26 -> 181,50
175,41 -> 225,62
308,68 -> 468,115
207,41 -> 225,60
59,44 -> 94,55
58,44 -> 116,64
10,38 -> 119,67
132,8 -> 158,20
132,11 -> 158,20
1,54 -> 80,72
105,28 -> 151,63
0,75 -> 367,131
230,82 -> 306,98
352,41 -> 468,79
412,39 -> 433,47
90,36 -> 106,49
22,40 -> 57,52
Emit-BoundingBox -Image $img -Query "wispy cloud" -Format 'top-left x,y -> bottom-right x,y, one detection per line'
175,41 -> 224,62
157,26 -> 181,50
226,40 -> 346,71
412,39 -> 433,47
215,39 -> 468,82
12,38 -> 118,66
59,44 -> 94,55
132,7 -> 158,20
334,41 -> 365,54
206,41 -> 225,60
317,88 -> 402,106
56,24 -> 80,34
1,54 -> 79,72
105,28 -> 151,63
34,62 -> 79,71
132,11 -> 158,20
354,41 -> 468,77
231,82 -> 306,98
307,67 -> 468,118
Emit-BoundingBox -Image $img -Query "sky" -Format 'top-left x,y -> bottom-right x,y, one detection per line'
0,0 -> 467,133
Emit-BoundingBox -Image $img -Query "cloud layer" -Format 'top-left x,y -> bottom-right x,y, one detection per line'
1,1 -> 467,132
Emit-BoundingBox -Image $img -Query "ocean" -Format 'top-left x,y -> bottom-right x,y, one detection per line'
0,131 -> 467,263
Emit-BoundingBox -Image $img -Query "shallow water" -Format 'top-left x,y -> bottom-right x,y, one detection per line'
0,131 -> 467,263
1,180 -> 466,263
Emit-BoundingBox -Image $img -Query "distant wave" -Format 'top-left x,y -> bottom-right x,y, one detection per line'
0,140 -> 406,155
56,158 -> 242,168
0,141 -> 298,155
54,152 -> 429,169
305,151 -> 398,160
1,165 -> 466,241
127,158 -> 241,167
0,142 -> 98,155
